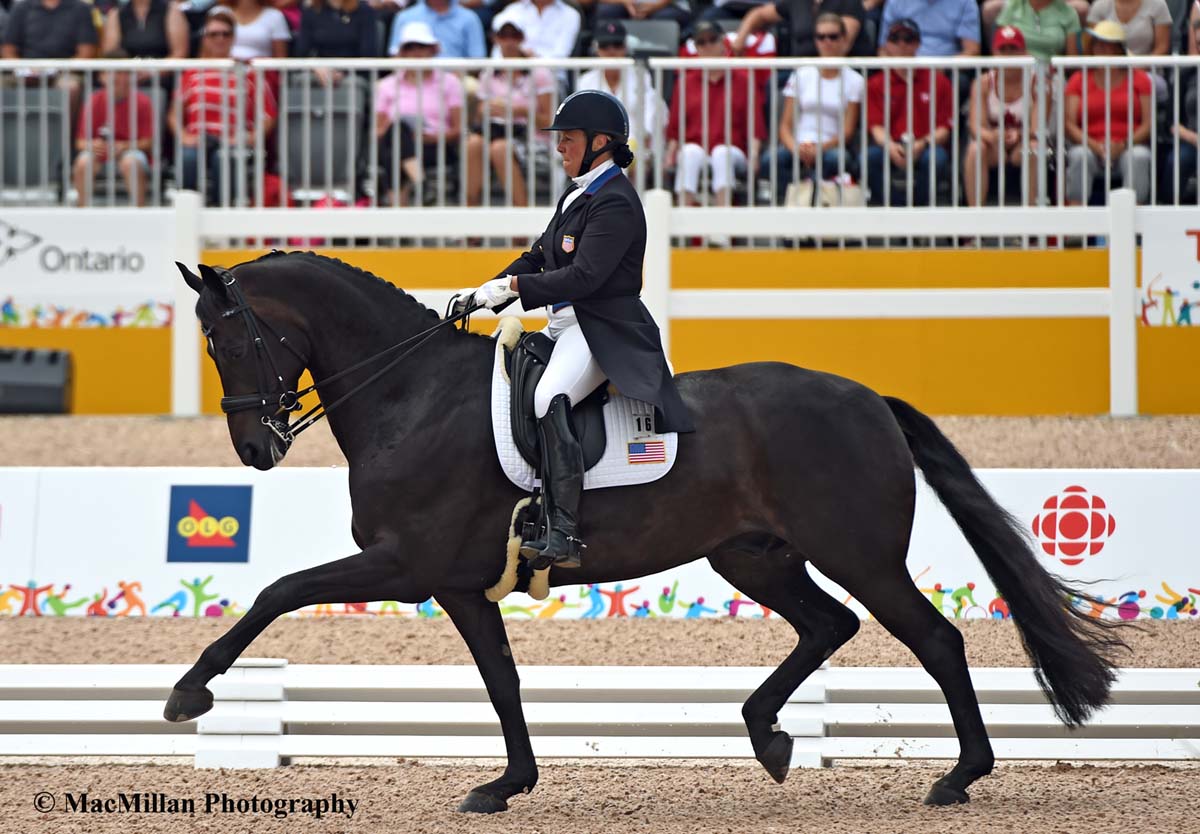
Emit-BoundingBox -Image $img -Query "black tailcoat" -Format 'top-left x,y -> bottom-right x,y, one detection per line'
495,166 -> 695,433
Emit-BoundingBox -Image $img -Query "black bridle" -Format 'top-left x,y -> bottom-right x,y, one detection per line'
210,267 -> 479,451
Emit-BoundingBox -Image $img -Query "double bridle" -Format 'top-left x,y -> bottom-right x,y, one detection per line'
210,267 -> 478,451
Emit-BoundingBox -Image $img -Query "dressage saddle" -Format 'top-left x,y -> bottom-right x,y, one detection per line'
505,331 -> 607,471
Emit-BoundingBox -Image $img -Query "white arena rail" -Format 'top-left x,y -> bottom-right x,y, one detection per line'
172,188 -> 1141,418
0,661 -> 1195,769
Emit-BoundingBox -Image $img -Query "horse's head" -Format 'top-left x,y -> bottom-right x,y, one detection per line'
178,261 -> 309,471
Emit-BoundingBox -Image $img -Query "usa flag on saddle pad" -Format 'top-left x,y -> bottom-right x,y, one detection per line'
627,441 -> 667,464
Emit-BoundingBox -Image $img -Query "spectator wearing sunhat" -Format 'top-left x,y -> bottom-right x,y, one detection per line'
575,21 -> 666,155
878,0 -> 980,55
374,21 -> 466,204
865,18 -> 954,205
1062,20 -> 1154,205
594,0 -> 690,25
990,0 -> 1082,61
387,0 -> 486,57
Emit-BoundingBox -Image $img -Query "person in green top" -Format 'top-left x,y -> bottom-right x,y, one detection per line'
988,0 -> 1082,60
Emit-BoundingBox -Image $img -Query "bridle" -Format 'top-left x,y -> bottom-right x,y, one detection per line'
209,266 -> 478,452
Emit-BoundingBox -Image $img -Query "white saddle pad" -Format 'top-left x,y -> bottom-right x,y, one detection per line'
490,317 -> 678,492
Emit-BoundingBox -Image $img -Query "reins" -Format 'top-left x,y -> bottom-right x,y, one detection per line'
213,267 -> 480,449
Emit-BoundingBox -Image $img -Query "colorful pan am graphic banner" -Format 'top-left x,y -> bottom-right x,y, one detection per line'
0,467 -> 1195,621
1139,213 -> 1200,327
0,210 -> 174,328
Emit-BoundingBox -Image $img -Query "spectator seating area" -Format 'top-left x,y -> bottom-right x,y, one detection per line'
0,0 -> 1195,213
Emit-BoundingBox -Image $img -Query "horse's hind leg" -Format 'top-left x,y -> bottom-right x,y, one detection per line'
839,565 -> 995,805
164,543 -> 427,722
707,549 -> 860,784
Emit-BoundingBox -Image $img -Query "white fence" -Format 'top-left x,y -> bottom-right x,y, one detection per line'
173,188 -> 1141,417
1,661 -> 1195,769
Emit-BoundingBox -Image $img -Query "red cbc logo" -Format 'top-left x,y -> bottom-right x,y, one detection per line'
1031,485 -> 1116,566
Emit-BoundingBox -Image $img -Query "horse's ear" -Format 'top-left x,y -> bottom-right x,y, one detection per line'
197,264 -> 228,298
176,262 -> 204,294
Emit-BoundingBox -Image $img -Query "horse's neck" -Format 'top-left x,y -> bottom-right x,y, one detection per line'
300,299 -> 490,465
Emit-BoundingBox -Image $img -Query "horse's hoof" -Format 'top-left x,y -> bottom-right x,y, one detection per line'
758,732 -> 793,784
457,790 -> 509,814
163,686 -> 214,722
923,782 -> 970,806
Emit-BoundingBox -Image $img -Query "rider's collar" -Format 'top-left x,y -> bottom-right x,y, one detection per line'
572,158 -> 615,193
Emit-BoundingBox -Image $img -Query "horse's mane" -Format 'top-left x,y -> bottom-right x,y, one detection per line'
246,250 -> 488,340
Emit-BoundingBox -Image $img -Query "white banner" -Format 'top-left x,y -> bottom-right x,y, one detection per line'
1139,214 -> 1200,327
0,210 -> 174,328
0,467 -> 1196,622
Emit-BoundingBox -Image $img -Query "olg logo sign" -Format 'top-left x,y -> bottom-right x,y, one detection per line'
166,485 -> 253,563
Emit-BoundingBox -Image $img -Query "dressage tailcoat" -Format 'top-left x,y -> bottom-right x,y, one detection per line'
495,166 -> 695,433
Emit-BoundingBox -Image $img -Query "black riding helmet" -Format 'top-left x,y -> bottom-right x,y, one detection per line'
545,90 -> 633,177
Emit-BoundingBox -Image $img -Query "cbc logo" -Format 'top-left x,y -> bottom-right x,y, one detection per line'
1031,485 -> 1115,566
177,515 -> 240,539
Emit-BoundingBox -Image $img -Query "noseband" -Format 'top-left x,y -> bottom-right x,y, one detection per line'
209,266 -> 479,451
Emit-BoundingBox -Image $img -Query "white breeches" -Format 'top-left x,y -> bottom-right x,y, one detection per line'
675,142 -> 747,195
535,307 -> 606,418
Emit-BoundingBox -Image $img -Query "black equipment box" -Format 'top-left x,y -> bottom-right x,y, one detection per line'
0,348 -> 73,413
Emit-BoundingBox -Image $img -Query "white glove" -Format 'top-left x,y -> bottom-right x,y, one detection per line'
474,276 -> 519,309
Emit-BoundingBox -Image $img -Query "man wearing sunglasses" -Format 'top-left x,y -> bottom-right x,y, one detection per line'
865,18 -> 953,206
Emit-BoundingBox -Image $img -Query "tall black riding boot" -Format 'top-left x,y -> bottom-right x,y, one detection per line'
519,393 -> 584,570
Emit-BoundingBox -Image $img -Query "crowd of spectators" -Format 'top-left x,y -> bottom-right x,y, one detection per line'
0,0 -> 1195,210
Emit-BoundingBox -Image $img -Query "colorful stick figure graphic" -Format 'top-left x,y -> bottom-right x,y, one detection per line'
537,595 -> 580,618
599,584 -> 639,617
42,584 -> 89,616
8,581 -> 53,616
580,584 -> 606,619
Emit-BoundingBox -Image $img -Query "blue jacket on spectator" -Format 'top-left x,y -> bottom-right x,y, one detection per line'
877,0 -> 980,56
388,0 -> 486,58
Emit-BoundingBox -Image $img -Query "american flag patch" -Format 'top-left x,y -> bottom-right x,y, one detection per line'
627,441 -> 667,464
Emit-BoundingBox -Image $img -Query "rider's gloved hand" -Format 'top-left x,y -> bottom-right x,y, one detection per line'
474,276 -> 519,309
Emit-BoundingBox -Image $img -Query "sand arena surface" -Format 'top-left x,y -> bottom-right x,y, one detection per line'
2,415 -> 1197,834
0,617 -> 1195,667
0,414 -> 1198,468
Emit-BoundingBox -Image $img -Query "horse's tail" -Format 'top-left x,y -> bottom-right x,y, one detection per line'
883,396 -> 1126,727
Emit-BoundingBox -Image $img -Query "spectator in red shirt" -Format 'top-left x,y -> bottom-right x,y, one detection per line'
864,18 -> 954,206
1063,20 -> 1153,205
72,50 -> 155,206
665,20 -> 766,210
167,7 -> 278,206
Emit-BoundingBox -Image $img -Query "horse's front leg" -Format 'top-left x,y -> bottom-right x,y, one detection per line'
164,543 -> 428,722
439,590 -> 538,814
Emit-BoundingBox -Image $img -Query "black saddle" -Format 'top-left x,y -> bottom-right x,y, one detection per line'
505,331 -> 607,471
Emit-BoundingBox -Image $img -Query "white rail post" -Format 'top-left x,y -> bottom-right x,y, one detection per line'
643,188 -> 672,361
196,657 -> 287,769
1107,188 -> 1138,416
171,190 -> 203,417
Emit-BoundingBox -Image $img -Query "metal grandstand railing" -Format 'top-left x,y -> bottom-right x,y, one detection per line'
0,55 -> 1196,248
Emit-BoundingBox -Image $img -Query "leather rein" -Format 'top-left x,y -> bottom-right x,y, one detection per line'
210,267 -> 479,451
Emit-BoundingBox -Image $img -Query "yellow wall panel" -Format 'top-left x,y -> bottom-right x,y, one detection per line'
0,328 -> 170,414
671,318 -> 1110,415
1138,327 -> 1200,414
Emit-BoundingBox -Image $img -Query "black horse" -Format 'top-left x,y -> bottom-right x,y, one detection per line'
167,251 -> 1123,811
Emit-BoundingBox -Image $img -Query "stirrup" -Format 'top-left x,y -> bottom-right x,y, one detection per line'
525,535 -> 585,571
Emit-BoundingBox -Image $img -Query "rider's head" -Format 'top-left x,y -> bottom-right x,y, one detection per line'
546,90 -> 633,178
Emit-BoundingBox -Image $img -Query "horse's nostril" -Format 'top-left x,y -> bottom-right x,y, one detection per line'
240,443 -> 258,466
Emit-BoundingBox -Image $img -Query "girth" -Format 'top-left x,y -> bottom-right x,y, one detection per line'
505,331 -> 607,471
